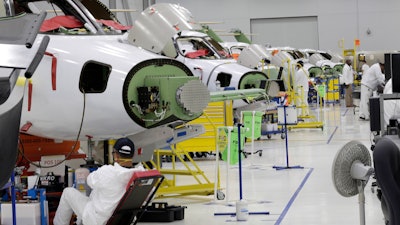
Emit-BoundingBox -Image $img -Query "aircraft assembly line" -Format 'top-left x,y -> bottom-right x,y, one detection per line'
0,1 -> 396,225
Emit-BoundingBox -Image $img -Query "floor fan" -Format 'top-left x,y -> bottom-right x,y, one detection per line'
332,140 -> 374,225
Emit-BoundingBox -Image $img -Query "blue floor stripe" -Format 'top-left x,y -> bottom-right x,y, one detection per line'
327,126 -> 338,144
342,109 -> 349,116
274,168 -> 314,225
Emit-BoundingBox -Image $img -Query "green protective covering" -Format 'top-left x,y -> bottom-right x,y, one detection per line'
232,30 -> 252,44
242,111 -> 263,139
317,84 -> 326,97
308,67 -> 323,78
333,64 -> 344,76
200,25 -> 224,43
220,127 -> 246,165
238,72 -> 268,90
262,67 -> 279,79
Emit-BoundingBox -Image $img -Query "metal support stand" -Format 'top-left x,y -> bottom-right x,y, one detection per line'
11,172 -> 17,225
214,124 -> 269,219
357,180 -> 366,225
214,123 -> 270,221
38,188 -> 47,225
81,135 -> 99,172
273,105 -> 304,170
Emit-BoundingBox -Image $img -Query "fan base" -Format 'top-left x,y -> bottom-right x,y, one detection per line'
273,165 -> 304,170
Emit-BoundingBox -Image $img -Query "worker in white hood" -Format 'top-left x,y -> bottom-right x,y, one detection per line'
360,60 -> 370,74
53,138 -> 145,225
359,62 -> 385,120
294,61 -> 310,115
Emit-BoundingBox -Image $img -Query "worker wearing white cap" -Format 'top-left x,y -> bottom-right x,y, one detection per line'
359,62 -> 385,120
54,138 -> 144,225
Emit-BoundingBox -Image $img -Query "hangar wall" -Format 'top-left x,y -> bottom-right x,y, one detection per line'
250,16 -> 319,50
149,0 -> 400,53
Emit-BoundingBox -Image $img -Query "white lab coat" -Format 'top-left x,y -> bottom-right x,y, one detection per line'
361,63 -> 385,90
342,63 -> 355,107
359,63 -> 385,119
294,68 -> 310,115
383,79 -> 400,125
53,163 -> 145,225
342,64 -> 354,85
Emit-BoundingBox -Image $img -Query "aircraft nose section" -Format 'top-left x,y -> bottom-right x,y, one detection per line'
123,58 -> 210,128
238,71 -> 269,93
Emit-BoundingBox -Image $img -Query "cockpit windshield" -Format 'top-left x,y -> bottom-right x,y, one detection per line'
206,37 -> 231,59
15,0 -> 130,34
176,36 -> 231,60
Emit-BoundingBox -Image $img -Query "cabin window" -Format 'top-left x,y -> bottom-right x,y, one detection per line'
79,61 -> 111,93
216,72 -> 232,87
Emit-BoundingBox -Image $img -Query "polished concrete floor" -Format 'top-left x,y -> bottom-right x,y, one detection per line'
142,101 -> 385,225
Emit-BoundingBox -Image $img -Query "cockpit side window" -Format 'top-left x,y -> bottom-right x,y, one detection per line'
177,38 -> 195,56
207,37 -> 231,59
216,72 -> 232,87
79,61 -> 111,93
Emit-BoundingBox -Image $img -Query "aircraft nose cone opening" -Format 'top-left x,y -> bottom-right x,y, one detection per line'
239,71 -> 269,92
176,79 -> 210,114
123,58 -> 209,128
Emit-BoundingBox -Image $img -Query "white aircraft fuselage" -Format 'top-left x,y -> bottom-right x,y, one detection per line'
17,0 -> 210,141
22,34 -> 150,140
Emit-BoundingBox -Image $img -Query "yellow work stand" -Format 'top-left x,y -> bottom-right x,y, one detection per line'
289,86 -> 324,130
177,101 -> 233,153
150,145 -> 219,198
148,101 -> 232,199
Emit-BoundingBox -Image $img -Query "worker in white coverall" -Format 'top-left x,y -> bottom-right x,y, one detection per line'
359,62 -> 385,120
294,61 -> 309,115
360,60 -> 370,74
53,138 -> 144,225
382,79 -> 400,125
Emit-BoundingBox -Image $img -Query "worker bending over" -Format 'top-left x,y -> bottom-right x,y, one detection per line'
53,138 -> 144,225
382,79 -> 400,126
359,62 -> 385,120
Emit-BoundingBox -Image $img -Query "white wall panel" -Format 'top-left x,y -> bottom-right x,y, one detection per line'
250,16 -> 319,49
147,0 -> 400,53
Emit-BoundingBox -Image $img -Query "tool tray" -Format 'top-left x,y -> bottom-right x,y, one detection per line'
138,202 -> 186,222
